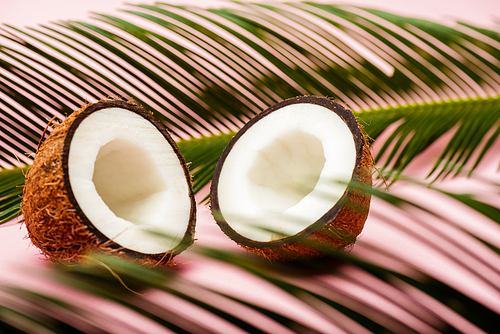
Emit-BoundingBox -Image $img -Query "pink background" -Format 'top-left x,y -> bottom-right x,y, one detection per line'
1,0 -> 499,28
1,1 -> 500,332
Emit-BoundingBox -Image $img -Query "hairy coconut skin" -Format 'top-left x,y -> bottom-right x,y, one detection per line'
210,96 -> 373,261
22,99 -> 196,265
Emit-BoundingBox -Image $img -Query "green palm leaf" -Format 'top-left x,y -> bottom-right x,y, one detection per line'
0,167 -> 25,224
359,96 -> 500,179
4,173 -> 500,333
1,2 -> 499,214
1,1 -> 500,333
1,3 -> 499,168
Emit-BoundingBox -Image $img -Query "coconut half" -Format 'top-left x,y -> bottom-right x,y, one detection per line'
210,96 -> 372,261
23,100 -> 196,265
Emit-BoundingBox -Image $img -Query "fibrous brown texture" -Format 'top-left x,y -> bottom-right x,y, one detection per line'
242,138 -> 373,261
22,99 -> 193,266
211,96 -> 373,261
23,103 -> 107,262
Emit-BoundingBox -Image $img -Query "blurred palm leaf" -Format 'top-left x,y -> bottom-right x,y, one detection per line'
2,176 -> 500,333
1,1 -> 500,333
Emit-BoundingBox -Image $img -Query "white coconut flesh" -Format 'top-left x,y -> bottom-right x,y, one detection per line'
217,103 -> 357,242
68,108 -> 192,254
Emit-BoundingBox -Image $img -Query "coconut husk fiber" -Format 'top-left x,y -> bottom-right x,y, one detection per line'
210,96 -> 373,261
22,99 -> 195,266
240,139 -> 373,262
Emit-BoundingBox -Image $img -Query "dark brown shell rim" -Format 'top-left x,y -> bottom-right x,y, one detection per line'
210,96 -> 366,249
61,100 -> 196,260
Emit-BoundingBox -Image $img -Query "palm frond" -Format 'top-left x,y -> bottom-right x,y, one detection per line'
1,2 -> 499,169
1,2 -> 500,333
0,166 -> 25,224
2,172 -> 500,333
359,96 -> 500,180
177,131 -> 235,194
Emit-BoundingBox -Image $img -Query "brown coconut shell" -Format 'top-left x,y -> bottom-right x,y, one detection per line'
22,99 -> 196,266
210,96 -> 373,261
